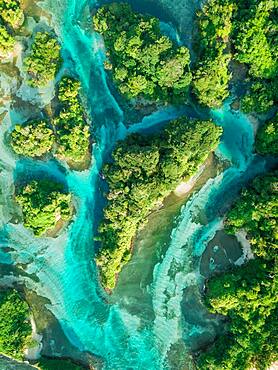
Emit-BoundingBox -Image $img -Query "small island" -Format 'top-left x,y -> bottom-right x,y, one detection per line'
23,32 -> 61,88
9,77 -> 91,170
53,77 -> 91,169
93,3 -> 192,103
15,179 -> 73,237
97,117 -> 222,290
10,121 -> 55,158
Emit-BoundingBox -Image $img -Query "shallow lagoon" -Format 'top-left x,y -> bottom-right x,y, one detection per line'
0,0 -> 272,369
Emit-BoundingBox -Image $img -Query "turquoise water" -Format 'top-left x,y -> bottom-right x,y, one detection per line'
0,1 -> 271,369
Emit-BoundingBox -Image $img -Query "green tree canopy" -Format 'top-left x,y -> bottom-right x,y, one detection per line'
54,77 -> 91,164
0,0 -> 24,28
198,172 -> 278,369
0,25 -> 15,56
23,32 -> 61,87
16,180 -> 73,236
93,3 -> 192,102
97,117 -> 222,289
198,259 -> 278,370
10,121 -> 55,158
241,79 -> 278,114
256,115 -> 278,156
225,173 -> 278,259
233,0 -> 278,79
192,0 -> 236,108
0,290 -> 32,359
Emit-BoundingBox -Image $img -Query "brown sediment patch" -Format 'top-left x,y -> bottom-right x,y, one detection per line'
55,150 -> 92,172
43,217 -> 66,238
21,0 -> 52,22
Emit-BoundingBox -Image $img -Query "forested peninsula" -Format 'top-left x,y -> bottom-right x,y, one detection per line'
197,173 -> 278,369
97,117 -> 222,289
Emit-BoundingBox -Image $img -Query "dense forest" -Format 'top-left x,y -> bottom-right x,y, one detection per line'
23,32 -> 61,87
53,77 -> 91,165
15,180 -> 73,236
255,114 -> 278,156
193,0 -> 278,111
10,77 -> 91,167
93,3 -> 192,102
97,117 -> 222,289
192,0 -> 234,108
0,290 -> 32,359
197,173 -> 278,369
0,0 -> 23,56
10,121 -> 55,158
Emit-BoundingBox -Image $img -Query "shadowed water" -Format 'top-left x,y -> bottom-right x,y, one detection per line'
0,1 -> 272,369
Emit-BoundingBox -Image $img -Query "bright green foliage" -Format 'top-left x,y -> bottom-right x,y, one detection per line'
196,0 -> 236,58
0,25 -> 15,55
256,115 -> 278,155
97,118 -> 222,289
16,180 -> 73,236
0,290 -> 32,359
37,358 -> 84,370
241,79 -> 278,114
225,173 -> 278,259
93,3 -> 192,102
23,32 -> 61,87
0,0 -> 24,28
193,53 -> 232,108
233,0 -> 278,79
10,121 -> 55,157
198,173 -> 278,369
198,259 -> 278,370
192,0 -> 235,108
54,77 -> 90,164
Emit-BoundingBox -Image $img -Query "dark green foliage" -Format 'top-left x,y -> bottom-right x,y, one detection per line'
54,77 -> 90,164
9,77 -> 91,167
225,173 -> 278,259
0,25 -> 15,55
233,0 -> 278,79
193,53 -> 231,108
198,260 -> 278,370
0,0 -> 24,28
198,173 -> 278,369
15,180 -> 73,236
233,1 -> 278,116
10,121 -> 55,157
0,290 -> 32,359
256,115 -> 278,155
192,0 -> 235,108
97,118 -> 222,289
23,32 -> 61,87
37,358 -> 84,370
93,3 -> 192,102
241,79 -> 278,114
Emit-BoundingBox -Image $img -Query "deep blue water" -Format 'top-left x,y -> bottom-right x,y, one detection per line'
0,1 -> 272,369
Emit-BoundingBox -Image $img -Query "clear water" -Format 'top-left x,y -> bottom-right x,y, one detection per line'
0,1 -> 271,369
